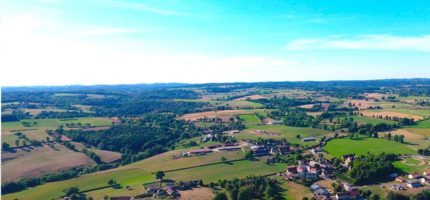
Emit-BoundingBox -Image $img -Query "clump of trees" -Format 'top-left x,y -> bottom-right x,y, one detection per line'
215,176 -> 283,200
349,153 -> 397,184
61,114 -> 202,163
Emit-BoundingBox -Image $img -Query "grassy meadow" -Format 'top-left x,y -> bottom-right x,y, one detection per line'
324,137 -> 415,157
236,124 -> 333,147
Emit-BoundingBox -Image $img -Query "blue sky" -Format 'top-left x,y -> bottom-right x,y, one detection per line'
1,0 -> 430,86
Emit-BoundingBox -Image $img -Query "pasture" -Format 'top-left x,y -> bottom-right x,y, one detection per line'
236,125 -> 333,147
407,119 -> 430,128
360,110 -> 424,121
71,142 -> 121,163
2,117 -> 113,132
380,129 -> 430,150
393,157 -> 428,173
347,116 -> 398,125
324,137 -> 415,157
179,109 -> 270,121
3,168 -> 153,200
2,117 -> 114,147
2,143 -> 94,183
239,114 -> 261,126
164,159 -> 285,183
174,98 -> 264,109
121,149 -> 244,172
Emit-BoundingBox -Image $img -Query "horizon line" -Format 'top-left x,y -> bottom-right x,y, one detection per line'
2,77 -> 430,88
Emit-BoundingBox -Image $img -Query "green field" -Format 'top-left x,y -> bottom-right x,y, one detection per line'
324,137 -> 415,157
335,116 -> 398,125
2,117 -> 113,132
122,149 -> 245,172
2,117 -> 113,147
407,119 -> 430,128
236,124 -> 333,147
393,157 -> 427,173
164,159 -> 285,183
239,114 -> 261,126
3,169 -> 153,200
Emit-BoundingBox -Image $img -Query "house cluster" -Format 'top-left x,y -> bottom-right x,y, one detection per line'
264,119 -> 283,125
145,183 -> 180,198
302,137 -> 317,142
335,183 -> 361,200
246,139 -> 294,157
254,129 -> 280,136
341,154 -> 355,169
393,168 -> 430,190
284,159 -> 334,181
310,184 -> 331,199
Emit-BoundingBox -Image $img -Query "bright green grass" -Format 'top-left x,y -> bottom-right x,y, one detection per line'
324,137 -> 415,157
2,169 -> 154,200
236,125 -> 333,147
2,117 -> 113,131
407,119 -> 430,128
164,159 -> 285,183
335,116 -> 398,125
239,114 -> 261,126
393,159 -> 427,173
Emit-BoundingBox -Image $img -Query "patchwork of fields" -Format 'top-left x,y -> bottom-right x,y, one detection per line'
2,150 -> 282,200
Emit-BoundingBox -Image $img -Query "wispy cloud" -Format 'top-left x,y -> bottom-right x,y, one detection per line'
107,0 -> 187,16
286,35 -> 430,52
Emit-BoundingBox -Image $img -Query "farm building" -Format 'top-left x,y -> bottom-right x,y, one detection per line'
423,168 -> 430,176
408,172 -> 421,179
185,149 -> 213,156
218,146 -> 241,151
270,146 -> 290,155
109,196 -> 132,200
395,176 -> 406,183
252,146 -> 270,157
407,181 -> 423,188
301,137 -> 317,142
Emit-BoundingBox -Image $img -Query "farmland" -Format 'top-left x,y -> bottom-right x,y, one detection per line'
2,149 -> 279,200
324,137 -> 415,157
174,98 -> 264,109
3,80 -> 430,200
237,124 -> 333,146
239,114 -> 261,125
2,143 -> 94,183
179,109 -> 270,121
335,116 -> 398,125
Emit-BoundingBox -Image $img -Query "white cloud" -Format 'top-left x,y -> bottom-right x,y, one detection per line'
0,14 -> 298,86
286,35 -> 430,51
